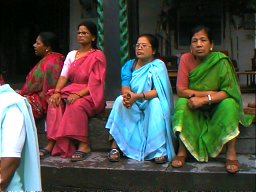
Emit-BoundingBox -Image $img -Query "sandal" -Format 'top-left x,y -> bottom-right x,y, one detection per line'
226,159 -> 240,174
71,151 -> 91,162
171,156 -> 186,168
154,156 -> 167,164
108,148 -> 120,162
39,148 -> 51,159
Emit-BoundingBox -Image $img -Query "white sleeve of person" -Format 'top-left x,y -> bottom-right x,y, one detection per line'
1,105 -> 25,158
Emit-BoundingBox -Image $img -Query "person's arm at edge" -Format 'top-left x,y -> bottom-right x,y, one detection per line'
0,158 -> 20,191
0,106 -> 24,191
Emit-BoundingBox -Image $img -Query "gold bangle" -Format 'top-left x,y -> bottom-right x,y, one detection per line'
74,93 -> 81,98
54,90 -> 61,94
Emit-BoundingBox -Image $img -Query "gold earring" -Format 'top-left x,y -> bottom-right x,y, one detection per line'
210,48 -> 213,51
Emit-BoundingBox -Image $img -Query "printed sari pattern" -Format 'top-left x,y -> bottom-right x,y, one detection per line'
19,52 -> 64,119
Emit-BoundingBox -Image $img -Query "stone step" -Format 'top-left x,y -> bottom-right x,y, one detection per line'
37,116 -> 256,154
40,153 -> 256,191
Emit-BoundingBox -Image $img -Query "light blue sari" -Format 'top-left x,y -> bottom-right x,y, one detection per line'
0,84 -> 42,191
106,59 -> 175,161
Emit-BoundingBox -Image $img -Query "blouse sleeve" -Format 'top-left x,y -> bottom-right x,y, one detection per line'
176,53 -> 194,89
121,60 -> 134,86
61,50 -> 77,77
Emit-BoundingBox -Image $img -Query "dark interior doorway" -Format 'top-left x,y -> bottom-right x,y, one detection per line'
0,0 -> 69,83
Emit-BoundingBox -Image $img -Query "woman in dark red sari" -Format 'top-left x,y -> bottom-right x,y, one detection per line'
0,73 -> 4,85
18,32 -> 64,119
40,21 -> 107,161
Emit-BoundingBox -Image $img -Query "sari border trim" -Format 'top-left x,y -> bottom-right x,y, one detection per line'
210,127 -> 240,158
175,126 -> 240,162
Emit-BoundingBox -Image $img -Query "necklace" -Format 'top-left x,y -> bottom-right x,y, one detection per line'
75,48 -> 93,60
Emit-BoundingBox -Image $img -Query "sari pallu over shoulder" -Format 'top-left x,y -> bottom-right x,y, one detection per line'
62,49 -> 106,113
189,52 -> 253,126
149,59 -> 176,161
20,52 -> 64,96
19,52 -> 64,118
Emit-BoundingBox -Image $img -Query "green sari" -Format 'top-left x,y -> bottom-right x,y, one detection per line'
173,52 -> 253,162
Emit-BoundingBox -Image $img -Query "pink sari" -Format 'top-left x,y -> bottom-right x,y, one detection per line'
46,49 -> 106,157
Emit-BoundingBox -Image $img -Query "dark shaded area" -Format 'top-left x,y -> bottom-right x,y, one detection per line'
0,0 -> 69,82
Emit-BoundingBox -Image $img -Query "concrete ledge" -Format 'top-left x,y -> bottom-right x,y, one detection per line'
41,153 -> 256,191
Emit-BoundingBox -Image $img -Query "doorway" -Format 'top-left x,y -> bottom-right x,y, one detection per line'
0,0 -> 69,83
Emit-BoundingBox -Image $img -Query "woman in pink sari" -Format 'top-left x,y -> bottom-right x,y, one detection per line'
18,32 -> 64,119
40,21 -> 107,161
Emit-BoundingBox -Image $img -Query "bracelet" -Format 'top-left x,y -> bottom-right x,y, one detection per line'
74,93 -> 81,98
207,94 -> 212,105
142,92 -> 146,99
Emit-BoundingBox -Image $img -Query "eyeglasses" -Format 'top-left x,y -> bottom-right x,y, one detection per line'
134,43 -> 152,49
77,31 -> 91,36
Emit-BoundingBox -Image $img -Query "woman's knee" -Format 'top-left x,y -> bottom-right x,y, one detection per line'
218,98 -> 238,111
148,97 -> 160,106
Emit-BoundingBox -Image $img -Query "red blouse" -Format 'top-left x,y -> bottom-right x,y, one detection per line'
176,53 -> 198,89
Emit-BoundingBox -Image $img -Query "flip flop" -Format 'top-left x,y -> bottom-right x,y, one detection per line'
71,151 -> 91,162
108,148 -> 120,162
226,159 -> 240,174
39,148 -> 51,159
171,156 -> 186,168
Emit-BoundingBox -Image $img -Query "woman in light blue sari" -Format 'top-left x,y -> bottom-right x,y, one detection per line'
105,34 -> 175,163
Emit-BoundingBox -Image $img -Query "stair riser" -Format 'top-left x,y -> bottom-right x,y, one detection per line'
41,167 -> 256,191
37,118 -> 255,154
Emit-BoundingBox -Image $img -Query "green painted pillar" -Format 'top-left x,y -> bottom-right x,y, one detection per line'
118,0 -> 129,65
96,0 -> 129,100
97,0 -> 104,50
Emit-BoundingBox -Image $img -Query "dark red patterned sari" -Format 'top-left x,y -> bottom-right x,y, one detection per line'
19,52 -> 64,119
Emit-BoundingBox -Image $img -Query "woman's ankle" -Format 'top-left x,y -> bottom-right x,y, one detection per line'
111,140 -> 118,149
177,141 -> 187,157
78,142 -> 91,152
44,140 -> 55,151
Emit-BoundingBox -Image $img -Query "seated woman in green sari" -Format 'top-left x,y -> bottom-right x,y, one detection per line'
171,25 -> 253,174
